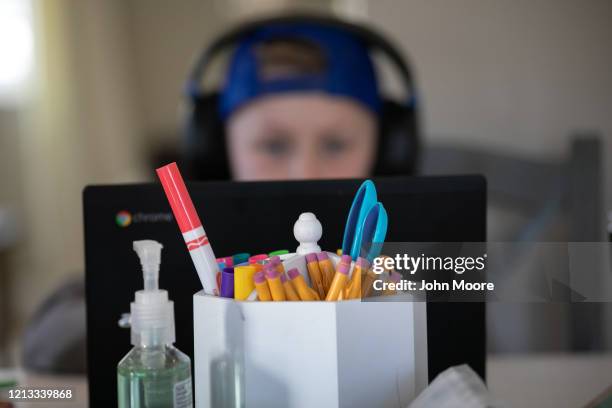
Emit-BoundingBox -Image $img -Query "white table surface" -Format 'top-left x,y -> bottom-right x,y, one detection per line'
487,353 -> 612,408
2,353 -> 611,407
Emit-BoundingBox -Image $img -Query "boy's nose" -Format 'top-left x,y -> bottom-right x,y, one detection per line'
290,154 -> 321,180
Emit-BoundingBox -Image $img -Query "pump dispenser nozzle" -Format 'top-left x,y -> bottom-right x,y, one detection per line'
133,240 -> 163,291
130,240 -> 175,346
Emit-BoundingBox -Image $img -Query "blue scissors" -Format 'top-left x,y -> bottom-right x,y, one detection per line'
341,180 -> 388,262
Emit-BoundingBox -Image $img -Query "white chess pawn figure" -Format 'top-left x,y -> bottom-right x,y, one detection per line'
293,212 -> 322,255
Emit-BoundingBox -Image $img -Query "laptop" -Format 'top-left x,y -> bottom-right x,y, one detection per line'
83,176 -> 486,407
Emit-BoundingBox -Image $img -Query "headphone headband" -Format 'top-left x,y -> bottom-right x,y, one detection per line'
187,13 -> 416,107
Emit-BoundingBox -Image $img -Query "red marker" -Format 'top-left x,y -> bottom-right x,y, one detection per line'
156,162 -> 219,295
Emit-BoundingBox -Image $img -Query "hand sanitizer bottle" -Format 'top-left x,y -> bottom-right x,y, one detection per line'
118,240 -> 193,408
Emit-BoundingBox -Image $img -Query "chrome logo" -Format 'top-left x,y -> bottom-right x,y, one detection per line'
115,210 -> 132,227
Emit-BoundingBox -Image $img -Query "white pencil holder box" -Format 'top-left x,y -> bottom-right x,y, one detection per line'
193,253 -> 428,408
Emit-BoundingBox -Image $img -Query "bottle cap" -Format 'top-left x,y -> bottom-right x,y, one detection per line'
130,240 -> 175,347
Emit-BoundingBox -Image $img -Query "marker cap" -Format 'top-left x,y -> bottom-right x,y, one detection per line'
220,256 -> 233,267
234,265 -> 257,301
156,162 -> 201,233
249,254 -> 268,264
232,252 -> 250,265
220,268 -> 235,298
269,249 -> 289,256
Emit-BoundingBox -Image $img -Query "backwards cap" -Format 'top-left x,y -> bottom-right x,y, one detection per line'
219,23 -> 380,120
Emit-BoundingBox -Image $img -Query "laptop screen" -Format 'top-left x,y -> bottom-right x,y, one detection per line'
83,176 -> 486,407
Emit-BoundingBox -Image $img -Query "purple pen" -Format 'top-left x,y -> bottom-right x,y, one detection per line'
220,267 -> 234,298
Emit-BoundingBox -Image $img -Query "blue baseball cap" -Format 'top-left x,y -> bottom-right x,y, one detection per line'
219,23 -> 381,120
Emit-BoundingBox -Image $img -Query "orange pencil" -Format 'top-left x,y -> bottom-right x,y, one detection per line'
253,271 -> 272,301
325,261 -> 350,301
270,256 -> 285,274
265,266 -> 286,301
317,252 -> 336,293
305,253 -> 326,299
346,257 -> 368,299
280,273 -> 300,301
287,268 -> 317,301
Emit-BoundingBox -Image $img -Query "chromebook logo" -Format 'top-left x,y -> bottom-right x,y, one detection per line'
115,210 -> 132,227
115,210 -> 173,227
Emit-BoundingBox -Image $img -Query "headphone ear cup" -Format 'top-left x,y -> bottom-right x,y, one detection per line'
182,92 -> 231,180
375,99 -> 420,176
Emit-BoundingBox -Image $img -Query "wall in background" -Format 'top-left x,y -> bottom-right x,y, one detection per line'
366,0 -> 612,157
5,0 -> 147,344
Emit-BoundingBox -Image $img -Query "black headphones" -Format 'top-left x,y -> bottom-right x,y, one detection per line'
182,14 -> 421,180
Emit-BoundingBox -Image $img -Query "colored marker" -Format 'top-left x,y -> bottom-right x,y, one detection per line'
265,266 -> 286,301
269,249 -> 289,257
232,252 -> 250,265
280,274 -> 300,301
234,265 -> 257,300
156,162 -> 219,295
287,268 -> 316,301
306,253 -> 326,299
220,267 -> 234,298
325,261 -> 350,301
316,252 -> 335,293
253,271 -> 272,301
249,254 -> 268,264
218,256 -> 234,268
